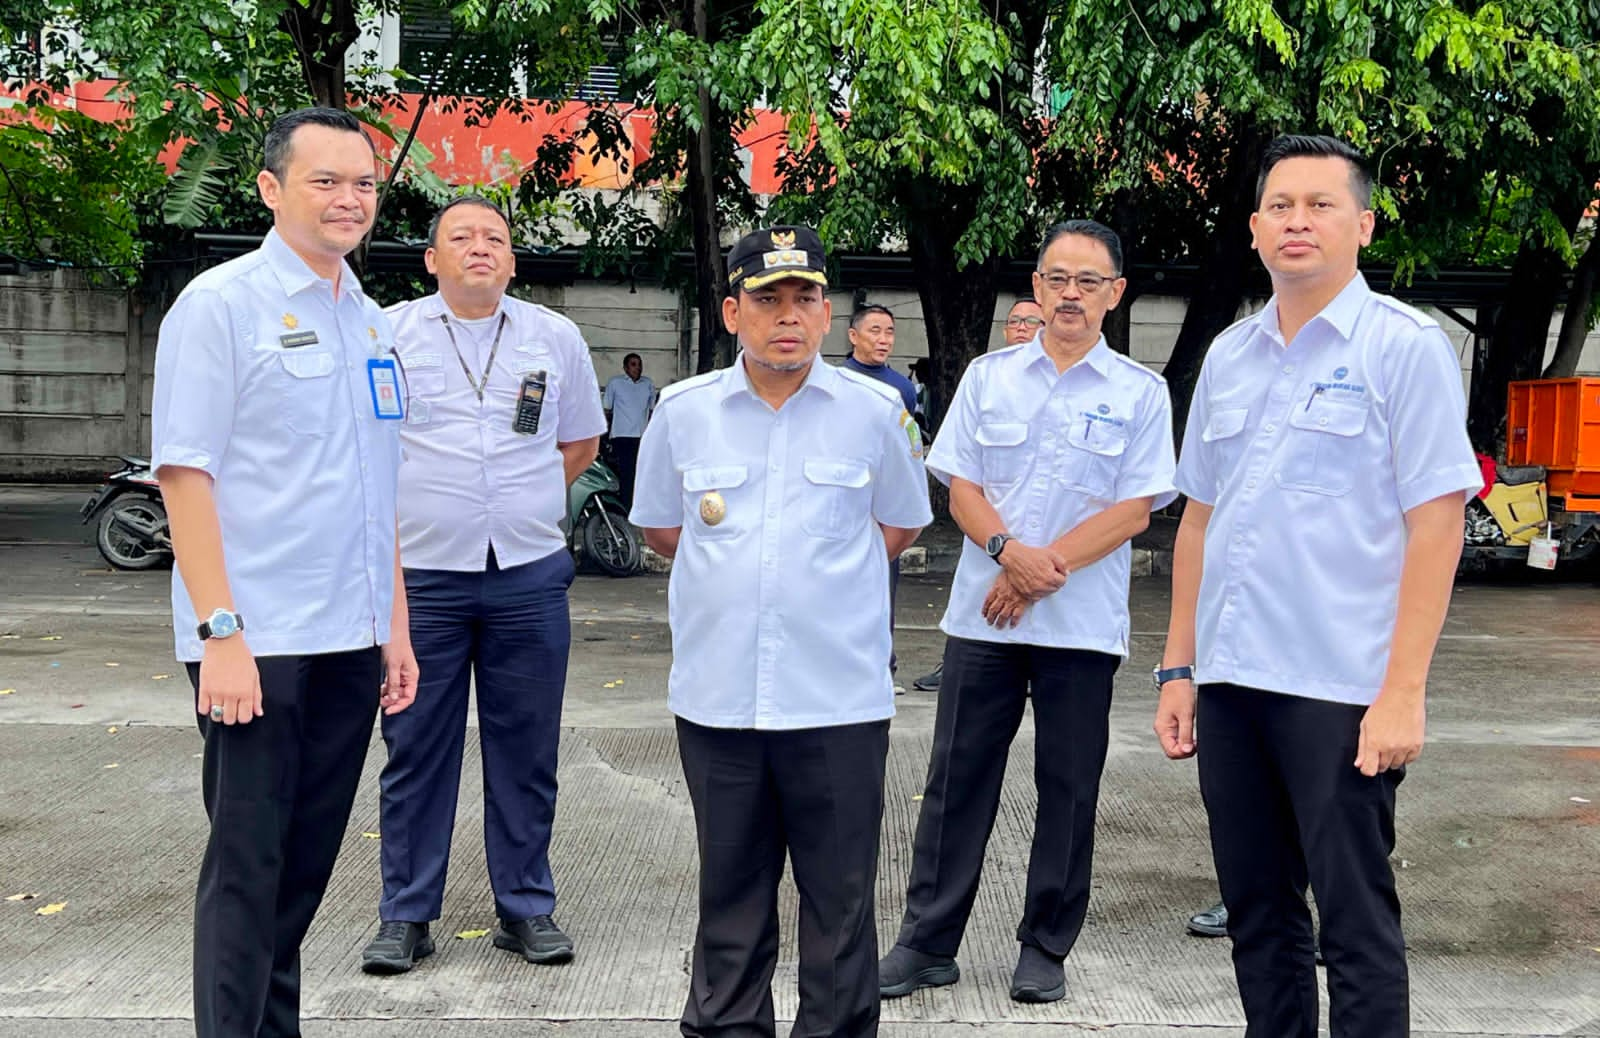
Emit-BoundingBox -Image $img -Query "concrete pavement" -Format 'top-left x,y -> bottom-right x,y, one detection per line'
1,486 -> 1598,1036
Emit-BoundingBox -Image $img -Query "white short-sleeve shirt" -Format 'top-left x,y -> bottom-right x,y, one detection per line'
629,354 -> 934,730
603,374 -> 657,438
389,293 -> 608,572
150,230 -> 401,662
925,336 -> 1177,656
1175,274 -> 1482,705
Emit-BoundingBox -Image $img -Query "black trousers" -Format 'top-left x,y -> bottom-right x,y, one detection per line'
1197,683 -> 1408,1038
896,636 -> 1118,960
611,435 -> 641,509
188,647 -> 381,1038
676,717 -> 889,1038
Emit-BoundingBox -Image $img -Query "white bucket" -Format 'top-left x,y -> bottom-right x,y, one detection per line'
1527,535 -> 1559,570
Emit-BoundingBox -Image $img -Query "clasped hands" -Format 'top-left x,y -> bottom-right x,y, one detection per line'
981,540 -> 1069,628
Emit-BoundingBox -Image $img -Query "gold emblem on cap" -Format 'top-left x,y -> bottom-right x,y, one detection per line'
699,491 -> 727,527
282,313 -> 299,329
770,229 -> 796,248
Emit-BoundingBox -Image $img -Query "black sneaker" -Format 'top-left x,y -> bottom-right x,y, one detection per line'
361,920 -> 434,975
1010,944 -> 1065,1003
879,943 -> 959,998
493,914 -> 575,964
912,664 -> 943,691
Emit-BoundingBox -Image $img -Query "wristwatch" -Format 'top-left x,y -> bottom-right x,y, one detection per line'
197,608 -> 244,642
1152,665 -> 1194,691
984,533 -> 1012,562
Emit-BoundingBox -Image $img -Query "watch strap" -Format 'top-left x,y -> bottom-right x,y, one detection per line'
1153,665 -> 1194,688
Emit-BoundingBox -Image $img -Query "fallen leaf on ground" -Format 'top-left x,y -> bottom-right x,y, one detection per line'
912,795 -> 924,801
629,635 -> 641,640
151,674 -> 171,680
455,929 -> 490,940
5,893 -> 38,902
69,704 -> 84,709
39,636 -> 62,642
104,662 -> 120,667
361,832 -> 380,840
106,726 -> 119,734
1572,797 -> 1592,804
582,620 -> 596,626
0,634 -> 18,640
0,689 -> 14,696
35,902 -> 66,916
602,681 -> 619,689
103,763 -> 119,769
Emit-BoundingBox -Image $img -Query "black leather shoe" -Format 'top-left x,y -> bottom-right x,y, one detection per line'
1186,901 -> 1228,937
879,943 -> 959,998
912,664 -> 943,691
493,915 -> 574,964
361,920 -> 434,975
1010,944 -> 1066,1003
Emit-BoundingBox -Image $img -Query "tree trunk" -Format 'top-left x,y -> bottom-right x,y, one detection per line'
1103,187 -> 1139,355
1543,230 -> 1600,378
688,0 -> 732,373
1162,125 -> 1266,436
279,0 -> 359,110
1471,239 -> 1573,450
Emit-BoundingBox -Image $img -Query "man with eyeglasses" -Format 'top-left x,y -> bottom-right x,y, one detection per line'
999,298 -> 1047,349
912,295 -> 1053,693
880,220 -> 1177,1005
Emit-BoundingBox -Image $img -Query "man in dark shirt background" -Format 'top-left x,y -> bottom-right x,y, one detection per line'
842,305 -> 918,416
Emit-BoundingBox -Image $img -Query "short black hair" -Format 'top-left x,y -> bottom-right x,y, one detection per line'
1255,134 -> 1373,209
1037,220 -> 1123,276
263,107 -> 373,179
849,304 -> 895,330
427,195 -> 513,248
1008,297 -> 1043,315
623,352 -> 642,366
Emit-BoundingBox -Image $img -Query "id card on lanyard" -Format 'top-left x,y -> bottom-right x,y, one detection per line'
367,357 -> 404,420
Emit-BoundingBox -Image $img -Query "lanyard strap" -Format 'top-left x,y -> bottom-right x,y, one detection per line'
438,312 -> 508,402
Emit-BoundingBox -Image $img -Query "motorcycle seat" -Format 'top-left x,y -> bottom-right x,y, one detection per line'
1497,465 -> 1545,486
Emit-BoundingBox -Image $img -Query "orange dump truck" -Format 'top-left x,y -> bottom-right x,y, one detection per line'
1464,378 -> 1600,571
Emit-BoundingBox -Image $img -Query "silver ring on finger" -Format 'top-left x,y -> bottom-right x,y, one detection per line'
210,705 -> 224,721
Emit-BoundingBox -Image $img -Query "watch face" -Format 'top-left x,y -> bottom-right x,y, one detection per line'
210,612 -> 238,638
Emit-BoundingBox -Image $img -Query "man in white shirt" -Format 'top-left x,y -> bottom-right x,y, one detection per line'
1155,135 -> 1480,1037
359,196 -> 607,975
879,221 -> 1177,1006
152,107 -> 419,1038
630,225 -> 932,1038
602,352 -> 657,508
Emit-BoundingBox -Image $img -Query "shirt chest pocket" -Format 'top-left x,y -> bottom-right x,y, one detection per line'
976,422 -> 1030,487
682,464 -> 750,540
801,458 -> 872,541
401,355 -> 446,424
1060,420 -> 1129,499
259,346 -> 339,436
1275,398 -> 1369,496
1200,405 -> 1250,487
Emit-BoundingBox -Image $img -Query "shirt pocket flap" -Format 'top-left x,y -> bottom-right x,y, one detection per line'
683,465 -> 749,492
405,353 -> 443,369
803,459 -> 871,488
278,350 -> 336,379
1202,406 -> 1249,442
1290,399 -> 1369,437
975,422 -> 1028,448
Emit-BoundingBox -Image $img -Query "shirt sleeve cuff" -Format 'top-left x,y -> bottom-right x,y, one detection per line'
1173,475 -> 1214,507
1115,479 -> 1179,512
923,456 -> 979,489
154,447 -> 218,478
1396,465 -> 1484,513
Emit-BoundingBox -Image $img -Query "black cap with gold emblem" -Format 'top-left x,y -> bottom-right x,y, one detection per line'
726,225 -> 829,294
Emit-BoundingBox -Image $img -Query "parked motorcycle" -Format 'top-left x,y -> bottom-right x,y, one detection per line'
567,456 -> 641,577
80,456 -> 172,571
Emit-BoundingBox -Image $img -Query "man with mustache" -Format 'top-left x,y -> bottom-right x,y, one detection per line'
360,195 -> 607,975
1155,135 -> 1479,1037
631,225 -> 932,1037
152,106 -> 419,1038
880,220 -> 1177,1004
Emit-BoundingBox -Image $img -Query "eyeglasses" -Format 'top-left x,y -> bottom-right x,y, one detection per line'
1036,271 -> 1113,293
1005,315 -> 1046,329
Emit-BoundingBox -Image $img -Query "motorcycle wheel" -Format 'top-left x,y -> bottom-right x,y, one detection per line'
581,506 -> 641,577
96,496 -> 171,571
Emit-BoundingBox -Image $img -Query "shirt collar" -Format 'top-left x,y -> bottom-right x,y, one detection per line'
1260,272 -> 1370,347
418,292 -> 508,325
1019,333 -> 1114,378
262,228 -> 365,302
721,351 -> 839,402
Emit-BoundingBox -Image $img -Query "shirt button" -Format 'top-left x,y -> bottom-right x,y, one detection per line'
1318,417 -> 1329,426
1283,365 -> 1296,375
1247,479 -> 1258,489
1264,423 -> 1275,433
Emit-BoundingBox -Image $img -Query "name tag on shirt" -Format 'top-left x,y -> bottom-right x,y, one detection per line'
279,331 -> 320,349
367,358 -> 403,420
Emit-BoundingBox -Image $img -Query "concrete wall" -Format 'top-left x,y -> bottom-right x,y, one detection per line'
5,270 -> 1600,479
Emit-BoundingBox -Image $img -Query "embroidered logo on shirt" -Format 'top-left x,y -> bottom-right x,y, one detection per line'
282,313 -> 299,330
1333,366 -> 1349,379
1097,403 -> 1111,415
